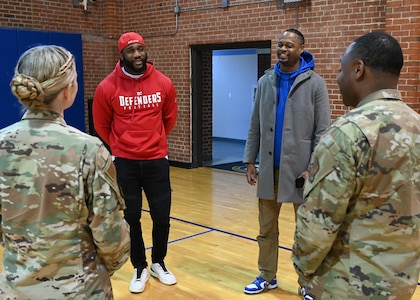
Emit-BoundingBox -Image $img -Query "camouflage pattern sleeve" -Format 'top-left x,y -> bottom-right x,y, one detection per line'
291,121 -> 369,286
87,144 -> 130,274
0,111 -> 130,298
292,96 -> 420,298
0,213 -> 2,246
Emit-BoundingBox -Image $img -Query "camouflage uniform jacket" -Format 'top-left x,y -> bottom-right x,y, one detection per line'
0,110 -> 130,300
292,90 -> 420,299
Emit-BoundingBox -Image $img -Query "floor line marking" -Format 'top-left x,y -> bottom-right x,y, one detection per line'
142,209 -> 420,286
142,209 -> 291,251
145,229 -> 214,250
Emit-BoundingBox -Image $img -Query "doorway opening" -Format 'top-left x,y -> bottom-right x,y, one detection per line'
191,41 -> 271,168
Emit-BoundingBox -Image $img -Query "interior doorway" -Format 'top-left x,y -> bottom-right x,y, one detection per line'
190,41 -> 271,168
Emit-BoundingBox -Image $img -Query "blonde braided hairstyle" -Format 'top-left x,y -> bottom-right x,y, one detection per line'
10,45 -> 76,109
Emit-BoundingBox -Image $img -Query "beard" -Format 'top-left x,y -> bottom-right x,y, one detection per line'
122,53 -> 148,75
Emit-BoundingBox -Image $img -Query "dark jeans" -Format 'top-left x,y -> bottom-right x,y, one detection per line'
114,157 -> 172,270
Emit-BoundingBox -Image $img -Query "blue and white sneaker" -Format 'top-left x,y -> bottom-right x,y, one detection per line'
299,286 -> 314,300
244,276 -> 277,294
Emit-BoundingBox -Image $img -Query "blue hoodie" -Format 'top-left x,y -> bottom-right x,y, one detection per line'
273,51 -> 315,167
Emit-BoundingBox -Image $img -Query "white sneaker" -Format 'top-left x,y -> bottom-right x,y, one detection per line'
150,262 -> 177,285
129,267 -> 148,293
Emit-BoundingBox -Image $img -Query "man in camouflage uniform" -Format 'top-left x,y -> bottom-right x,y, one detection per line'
291,32 -> 420,299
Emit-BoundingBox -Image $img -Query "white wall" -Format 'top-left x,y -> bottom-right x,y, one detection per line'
212,49 -> 257,140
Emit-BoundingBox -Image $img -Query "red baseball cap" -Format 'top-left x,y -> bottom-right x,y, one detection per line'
118,32 -> 145,52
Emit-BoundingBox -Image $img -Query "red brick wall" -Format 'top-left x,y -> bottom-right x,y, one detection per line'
386,0 -> 420,111
1,0 -> 419,165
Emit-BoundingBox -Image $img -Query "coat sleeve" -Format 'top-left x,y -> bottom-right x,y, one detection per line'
309,75 -> 331,169
291,126 -> 359,285
243,77 -> 263,164
88,145 -> 130,274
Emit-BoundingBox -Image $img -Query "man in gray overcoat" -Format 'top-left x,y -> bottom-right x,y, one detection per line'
243,28 -> 331,295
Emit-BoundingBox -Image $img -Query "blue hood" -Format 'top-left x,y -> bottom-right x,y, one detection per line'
273,50 -> 315,167
300,50 -> 315,71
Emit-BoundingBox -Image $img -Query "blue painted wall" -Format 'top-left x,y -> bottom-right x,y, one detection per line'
0,28 -> 85,132
212,48 -> 257,140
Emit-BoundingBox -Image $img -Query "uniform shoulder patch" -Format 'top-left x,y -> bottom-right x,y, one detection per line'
95,145 -> 112,174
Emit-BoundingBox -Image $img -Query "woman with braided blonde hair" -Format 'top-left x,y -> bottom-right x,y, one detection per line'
10,45 -> 77,111
0,45 -> 130,299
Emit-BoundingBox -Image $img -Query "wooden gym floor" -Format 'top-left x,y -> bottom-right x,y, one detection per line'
1,167 -> 419,299
110,167 -> 419,299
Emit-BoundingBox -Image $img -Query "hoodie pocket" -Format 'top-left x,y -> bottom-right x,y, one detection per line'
118,129 -> 163,156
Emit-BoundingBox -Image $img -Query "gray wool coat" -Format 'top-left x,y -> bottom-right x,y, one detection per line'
243,67 -> 331,203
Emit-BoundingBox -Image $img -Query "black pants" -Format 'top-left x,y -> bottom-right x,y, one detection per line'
114,157 -> 172,270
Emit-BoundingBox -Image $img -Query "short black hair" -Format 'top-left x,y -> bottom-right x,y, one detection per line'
350,32 -> 403,76
284,28 -> 305,45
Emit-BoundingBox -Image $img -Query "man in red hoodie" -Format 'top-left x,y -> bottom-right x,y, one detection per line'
93,32 -> 178,294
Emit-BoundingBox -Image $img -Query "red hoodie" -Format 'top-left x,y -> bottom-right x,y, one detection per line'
93,60 -> 177,160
